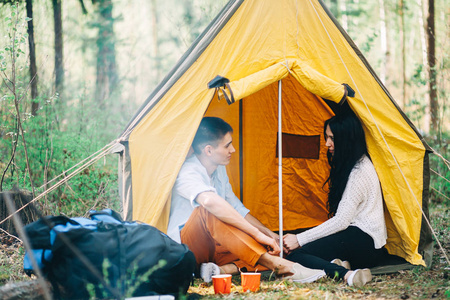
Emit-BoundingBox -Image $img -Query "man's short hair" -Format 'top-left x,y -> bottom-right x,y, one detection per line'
192,117 -> 233,154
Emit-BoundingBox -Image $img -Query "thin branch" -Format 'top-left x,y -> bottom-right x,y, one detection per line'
6,7 -> 37,198
13,88 -> 36,198
0,131 -> 19,191
0,227 -> 22,243
1,71 -> 14,90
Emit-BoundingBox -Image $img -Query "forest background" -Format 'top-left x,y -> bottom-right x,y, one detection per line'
0,0 -> 448,255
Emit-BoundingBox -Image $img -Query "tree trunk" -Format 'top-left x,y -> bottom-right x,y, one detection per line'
425,0 -> 437,134
52,0 -> 64,101
95,0 -> 118,108
417,0 -> 428,68
26,0 -> 39,116
340,0 -> 348,31
182,0 -> 195,46
0,191 -> 37,236
0,280 -> 52,300
417,0 -> 430,131
398,0 -> 406,109
151,0 -> 161,81
379,0 -> 388,83
328,0 -> 340,20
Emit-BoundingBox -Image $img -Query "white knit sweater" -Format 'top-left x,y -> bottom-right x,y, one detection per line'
296,155 -> 387,249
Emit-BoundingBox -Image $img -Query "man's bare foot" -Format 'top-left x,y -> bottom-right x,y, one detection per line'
220,263 -> 239,275
257,253 -> 294,275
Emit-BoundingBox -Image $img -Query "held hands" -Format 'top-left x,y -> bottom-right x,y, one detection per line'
283,233 -> 300,254
268,231 -> 280,245
255,232 -> 281,256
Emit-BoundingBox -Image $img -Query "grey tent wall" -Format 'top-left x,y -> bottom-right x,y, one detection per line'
117,141 -> 133,221
317,0 -> 433,267
419,152 -> 433,267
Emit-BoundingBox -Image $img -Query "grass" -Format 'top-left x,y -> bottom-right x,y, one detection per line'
187,203 -> 450,299
0,234 -> 28,284
0,204 -> 448,299
188,265 -> 449,299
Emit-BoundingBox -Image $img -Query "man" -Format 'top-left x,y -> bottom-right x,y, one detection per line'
167,117 -> 325,283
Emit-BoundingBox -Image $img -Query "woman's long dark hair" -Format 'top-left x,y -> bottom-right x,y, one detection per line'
324,109 -> 368,218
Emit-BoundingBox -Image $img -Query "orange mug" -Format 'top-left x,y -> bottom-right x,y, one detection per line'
241,272 -> 261,292
212,274 -> 232,294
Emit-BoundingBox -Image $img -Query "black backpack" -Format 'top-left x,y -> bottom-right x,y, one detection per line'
24,209 -> 196,299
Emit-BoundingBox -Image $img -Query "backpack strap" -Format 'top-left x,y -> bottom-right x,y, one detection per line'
89,209 -> 123,224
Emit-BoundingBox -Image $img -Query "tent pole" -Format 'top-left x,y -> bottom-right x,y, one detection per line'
278,79 -> 283,258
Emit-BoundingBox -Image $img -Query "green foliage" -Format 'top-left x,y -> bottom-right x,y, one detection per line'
0,3 -> 120,218
427,133 -> 450,206
405,97 -> 427,128
0,3 -> 28,73
360,30 -> 378,54
0,243 -> 28,284
410,64 -> 428,87
125,259 -> 167,297
0,100 -> 120,216
85,258 -> 167,299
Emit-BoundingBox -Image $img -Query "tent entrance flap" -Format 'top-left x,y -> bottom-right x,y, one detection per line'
209,59 -> 347,106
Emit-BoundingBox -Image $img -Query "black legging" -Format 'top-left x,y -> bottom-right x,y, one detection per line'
286,226 -> 387,279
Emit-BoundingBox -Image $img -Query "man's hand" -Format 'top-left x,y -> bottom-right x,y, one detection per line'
255,232 -> 280,256
267,231 -> 280,242
245,214 -> 280,243
197,192 -> 280,255
283,233 -> 300,253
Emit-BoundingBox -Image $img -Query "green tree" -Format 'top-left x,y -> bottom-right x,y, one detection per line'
0,3 -> 35,195
52,0 -> 64,104
425,0 -> 438,134
1,0 -> 39,116
25,0 -> 38,116
93,0 -> 118,108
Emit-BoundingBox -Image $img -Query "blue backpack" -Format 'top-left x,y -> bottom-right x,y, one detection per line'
24,209 -> 196,299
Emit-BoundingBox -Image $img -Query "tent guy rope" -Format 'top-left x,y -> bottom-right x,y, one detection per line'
37,140 -> 122,191
431,147 -> 450,169
307,0 -> 450,266
430,187 -> 450,202
0,140 -> 120,227
430,168 -> 450,184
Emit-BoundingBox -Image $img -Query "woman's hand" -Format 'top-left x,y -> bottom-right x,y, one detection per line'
283,233 -> 300,253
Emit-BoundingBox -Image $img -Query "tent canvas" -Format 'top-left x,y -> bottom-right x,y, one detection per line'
117,0 -> 433,270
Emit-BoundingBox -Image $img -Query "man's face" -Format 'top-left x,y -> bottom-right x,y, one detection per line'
209,132 -> 235,166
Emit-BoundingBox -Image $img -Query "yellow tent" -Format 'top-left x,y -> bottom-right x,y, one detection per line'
118,0 -> 432,269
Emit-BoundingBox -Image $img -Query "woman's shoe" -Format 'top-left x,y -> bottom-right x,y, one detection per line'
331,258 -> 351,270
346,268 -> 372,287
284,263 -> 326,283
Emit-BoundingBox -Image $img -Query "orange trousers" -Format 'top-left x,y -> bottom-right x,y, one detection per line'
180,207 -> 268,271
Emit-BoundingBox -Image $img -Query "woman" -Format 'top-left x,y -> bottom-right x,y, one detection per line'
283,109 -> 388,287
